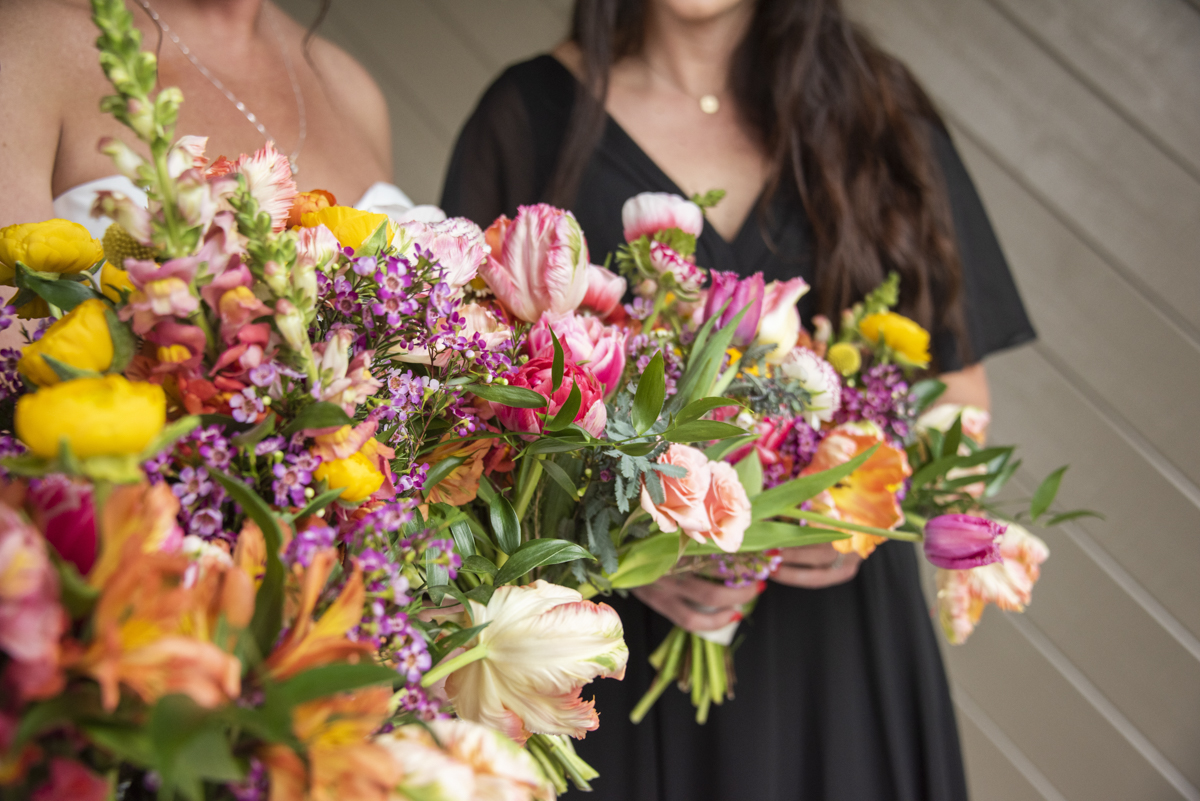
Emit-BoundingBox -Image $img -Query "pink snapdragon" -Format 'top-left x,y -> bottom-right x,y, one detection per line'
527,311 -> 628,397
621,192 -> 704,242
479,204 -> 590,323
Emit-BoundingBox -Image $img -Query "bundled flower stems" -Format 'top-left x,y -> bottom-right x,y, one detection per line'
0,3 -> 1093,798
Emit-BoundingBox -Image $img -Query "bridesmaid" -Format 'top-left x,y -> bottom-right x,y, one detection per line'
443,0 -> 1034,798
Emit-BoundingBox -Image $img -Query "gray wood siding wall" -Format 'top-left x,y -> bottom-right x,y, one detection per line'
275,1 -> 1200,798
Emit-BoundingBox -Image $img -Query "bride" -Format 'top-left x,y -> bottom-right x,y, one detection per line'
0,0 -> 418,234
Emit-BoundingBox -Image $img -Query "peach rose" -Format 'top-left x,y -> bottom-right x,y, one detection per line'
694,461 -> 751,553
640,444 -> 712,535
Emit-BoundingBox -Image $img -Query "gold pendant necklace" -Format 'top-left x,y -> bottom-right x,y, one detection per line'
644,59 -> 723,115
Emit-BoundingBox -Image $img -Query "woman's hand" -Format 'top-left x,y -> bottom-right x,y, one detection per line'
633,574 -> 760,632
770,543 -> 862,589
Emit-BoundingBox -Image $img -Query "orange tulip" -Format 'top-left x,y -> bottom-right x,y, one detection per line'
801,422 -> 912,558
261,687 -> 399,801
265,548 -> 373,681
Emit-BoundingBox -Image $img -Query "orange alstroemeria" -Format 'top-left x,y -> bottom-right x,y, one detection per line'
265,549 -> 373,681
261,687 -> 399,801
424,434 -> 492,506
90,482 -> 182,589
801,421 -> 912,558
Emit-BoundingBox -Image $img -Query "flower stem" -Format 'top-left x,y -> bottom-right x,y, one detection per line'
420,642 -> 489,687
630,626 -> 687,724
780,508 -> 923,542
513,457 -> 543,521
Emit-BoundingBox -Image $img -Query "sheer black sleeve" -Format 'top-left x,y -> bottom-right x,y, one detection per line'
928,125 -> 1036,370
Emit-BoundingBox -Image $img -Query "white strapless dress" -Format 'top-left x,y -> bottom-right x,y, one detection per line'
51,176 -> 443,237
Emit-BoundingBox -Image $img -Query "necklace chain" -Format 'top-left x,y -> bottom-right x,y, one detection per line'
642,58 -> 722,115
137,0 -> 307,174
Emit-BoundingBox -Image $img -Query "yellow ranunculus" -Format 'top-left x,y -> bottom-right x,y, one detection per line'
859,312 -> 931,368
100,260 -> 136,302
314,450 -> 384,503
17,299 -> 115,387
300,206 -> 391,252
826,341 -> 863,376
16,376 -> 166,459
0,219 -> 104,285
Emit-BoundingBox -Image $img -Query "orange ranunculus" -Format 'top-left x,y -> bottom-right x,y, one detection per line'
261,687 -> 398,801
287,189 -> 337,229
424,434 -> 492,506
801,421 -> 912,558
89,481 -> 182,589
75,542 -> 242,711
265,549 -> 373,681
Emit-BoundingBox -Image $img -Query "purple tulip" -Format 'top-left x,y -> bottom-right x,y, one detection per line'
923,514 -> 1006,570
703,271 -> 765,347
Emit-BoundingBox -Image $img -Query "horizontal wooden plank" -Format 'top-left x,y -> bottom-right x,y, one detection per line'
988,0 -> 1200,178
431,0 -> 568,70
948,128 -> 1200,490
847,0 -> 1200,337
985,346 -> 1200,642
945,607 -> 1187,800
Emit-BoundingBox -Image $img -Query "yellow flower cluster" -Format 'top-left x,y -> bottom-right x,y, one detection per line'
859,312 -> 931,368
301,206 -> 391,252
16,375 -> 166,459
0,220 -> 105,318
17,299 -> 114,387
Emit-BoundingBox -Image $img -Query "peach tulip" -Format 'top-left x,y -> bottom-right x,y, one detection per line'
480,205 -> 590,323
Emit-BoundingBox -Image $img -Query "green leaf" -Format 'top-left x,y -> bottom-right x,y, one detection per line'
545,381 -> 582,432
1046,509 -> 1105,526
230,414 -> 277,449
464,383 -> 547,409
1030,466 -> 1069,522
355,219 -> 390,257
49,549 -> 99,618
683,520 -> 848,555
40,353 -> 101,382
615,441 -> 657,457
751,444 -> 879,522
424,455 -> 467,493
460,554 -> 497,577
541,457 -> 578,495
676,396 -> 741,426
494,539 -> 594,585
211,470 -> 285,655
910,379 -> 947,413
910,446 -> 1013,490
632,351 -> 666,435
606,533 -> 681,589
449,518 -> 477,557
663,420 -> 746,443
278,663 -> 399,706
15,694 -> 84,749
703,433 -> 759,461
527,436 -> 591,455
466,584 -> 495,605
733,452 -> 763,498
81,721 -> 155,766
138,414 -> 201,460
16,262 -> 103,310
291,487 -> 346,521
431,622 -> 491,664
488,493 -> 521,554
282,401 -> 353,435
105,306 -> 136,372
551,329 -> 565,392
942,415 -> 964,459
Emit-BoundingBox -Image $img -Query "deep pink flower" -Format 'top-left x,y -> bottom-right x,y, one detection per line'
27,475 -> 96,577
923,514 -> 1006,570
581,264 -> 627,319
703,271 -> 765,347
621,192 -> 704,242
31,759 -> 108,801
480,205 -> 590,323
0,503 -> 66,702
527,311 -> 627,397
493,356 -> 607,439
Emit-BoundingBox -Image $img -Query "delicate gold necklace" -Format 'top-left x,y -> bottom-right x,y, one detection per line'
137,0 -> 307,175
643,58 -> 723,115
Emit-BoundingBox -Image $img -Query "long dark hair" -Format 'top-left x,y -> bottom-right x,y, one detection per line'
557,0 -> 967,360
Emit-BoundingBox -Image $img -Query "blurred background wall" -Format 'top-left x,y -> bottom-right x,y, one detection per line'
275,1 -> 1200,798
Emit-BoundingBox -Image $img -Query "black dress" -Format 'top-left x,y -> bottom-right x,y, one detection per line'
442,55 -> 1036,801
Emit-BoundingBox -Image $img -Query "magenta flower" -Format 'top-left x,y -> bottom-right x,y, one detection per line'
492,356 -> 607,439
27,476 -> 96,578
527,311 -> 627,397
923,514 -> 1007,570
703,270 -> 765,347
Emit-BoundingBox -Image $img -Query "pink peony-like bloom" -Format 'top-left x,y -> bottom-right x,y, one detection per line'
755,277 -> 810,363
581,264 -> 627,319
621,192 -> 704,242
936,523 -> 1049,644
27,475 -> 96,577
0,503 -> 67,702
480,205 -> 590,323
649,241 -> 705,296
399,217 -> 488,289
493,356 -> 607,439
639,444 -> 713,536
444,580 -> 628,744
527,311 -> 627,397
923,514 -> 1006,570
703,270 -> 765,347
695,461 -> 751,553
31,759 -> 109,801
228,142 -> 297,232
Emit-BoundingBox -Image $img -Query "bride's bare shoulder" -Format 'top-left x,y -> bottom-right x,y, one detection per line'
0,0 -> 114,90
